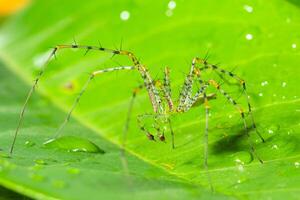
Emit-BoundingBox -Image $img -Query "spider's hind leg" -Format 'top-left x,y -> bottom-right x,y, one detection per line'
208,79 -> 264,164
203,92 -> 214,191
200,61 -> 265,143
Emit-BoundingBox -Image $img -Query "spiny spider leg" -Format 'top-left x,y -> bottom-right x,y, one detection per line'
208,79 -> 263,163
199,61 -> 265,143
177,57 -> 202,112
10,44 -> 163,154
203,92 -> 214,192
10,47 -> 58,154
54,66 -> 136,138
162,67 -> 174,112
121,84 -> 143,176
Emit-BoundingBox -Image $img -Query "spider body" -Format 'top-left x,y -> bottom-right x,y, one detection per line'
10,44 -> 265,189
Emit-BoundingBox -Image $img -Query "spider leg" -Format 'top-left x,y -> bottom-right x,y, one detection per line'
52,66 -> 135,138
162,67 -> 174,112
57,45 -> 163,113
137,114 -> 156,141
120,84 -> 143,177
185,80 -> 209,111
10,44 -> 162,154
177,57 -> 202,112
167,118 -> 175,149
10,48 -> 58,154
208,79 -> 264,164
199,61 -> 265,143
203,92 -> 214,191
122,85 -> 144,149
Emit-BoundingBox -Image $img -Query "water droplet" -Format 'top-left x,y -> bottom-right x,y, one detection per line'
237,179 -> 241,184
120,10 -> 130,21
272,144 -> 279,150
168,0 -> 176,10
267,124 -> 280,135
231,151 -> 253,164
282,82 -> 287,87
228,115 -> 232,118
25,140 -> 35,147
261,81 -> 268,86
295,162 -> 300,168
52,180 -> 66,189
235,159 -> 245,172
258,92 -> 263,97
67,168 -> 80,175
243,5 -> 253,13
43,136 -> 105,154
245,33 -> 253,40
292,43 -> 297,49
166,9 -> 173,17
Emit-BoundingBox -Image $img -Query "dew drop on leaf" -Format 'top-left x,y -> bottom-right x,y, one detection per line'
43,136 -> 105,154
231,151 -> 253,165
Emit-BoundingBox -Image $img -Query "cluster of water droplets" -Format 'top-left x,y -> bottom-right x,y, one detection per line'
166,0 -> 176,17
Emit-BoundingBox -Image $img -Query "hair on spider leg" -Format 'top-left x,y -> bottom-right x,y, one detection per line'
203,49 -> 211,63
119,37 -> 124,51
97,40 -> 103,48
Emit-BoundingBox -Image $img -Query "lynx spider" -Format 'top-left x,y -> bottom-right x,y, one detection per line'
10,43 -> 265,189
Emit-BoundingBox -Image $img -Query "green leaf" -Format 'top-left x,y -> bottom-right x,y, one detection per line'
0,0 -> 300,199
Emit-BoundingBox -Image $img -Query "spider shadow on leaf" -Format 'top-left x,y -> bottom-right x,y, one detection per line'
211,126 -> 255,154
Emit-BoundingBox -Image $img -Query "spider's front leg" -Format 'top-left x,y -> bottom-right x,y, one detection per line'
53,66 -> 136,138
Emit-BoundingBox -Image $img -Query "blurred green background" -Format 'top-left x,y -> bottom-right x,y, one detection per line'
0,0 -> 300,199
